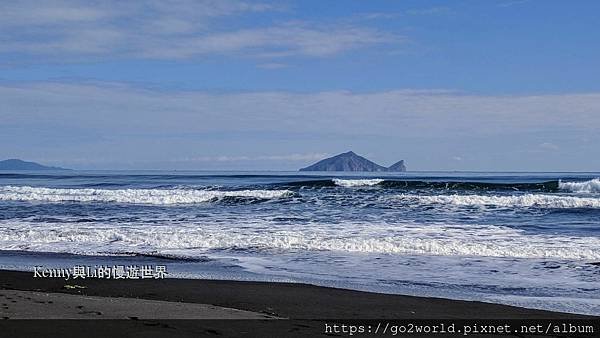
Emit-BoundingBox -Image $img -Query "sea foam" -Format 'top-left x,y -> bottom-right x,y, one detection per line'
396,193 -> 600,208
0,186 -> 294,205
332,179 -> 384,187
2,220 -> 599,260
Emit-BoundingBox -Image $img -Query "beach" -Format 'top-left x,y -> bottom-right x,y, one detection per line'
1,171 -> 599,337
0,172 -> 599,317
1,269 -> 597,337
3,0 -> 600,335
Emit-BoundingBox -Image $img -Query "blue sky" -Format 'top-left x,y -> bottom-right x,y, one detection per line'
1,0 -> 599,170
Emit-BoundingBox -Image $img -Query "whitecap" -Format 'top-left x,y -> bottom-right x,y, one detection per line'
559,178 -> 600,193
396,193 -> 600,208
0,186 -> 294,205
2,220 -> 599,260
332,179 -> 384,187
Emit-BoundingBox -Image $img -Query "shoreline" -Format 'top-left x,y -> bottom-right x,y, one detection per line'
3,250 -> 599,317
1,270 -> 598,337
0,269 -> 593,320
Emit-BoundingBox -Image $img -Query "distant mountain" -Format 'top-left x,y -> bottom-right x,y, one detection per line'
387,160 -> 406,172
0,159 -> 69,171
299,151 -> 406,172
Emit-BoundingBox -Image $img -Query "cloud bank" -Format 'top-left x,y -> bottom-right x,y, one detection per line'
1,82 -> 599,169
0,0 -> 396,61
2,83 -> 599,135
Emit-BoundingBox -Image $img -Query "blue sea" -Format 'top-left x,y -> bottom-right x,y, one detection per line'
0,171 -> 599,315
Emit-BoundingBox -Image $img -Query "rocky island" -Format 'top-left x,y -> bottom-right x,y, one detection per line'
0,159 -> 69,171
299,151 -> 406,172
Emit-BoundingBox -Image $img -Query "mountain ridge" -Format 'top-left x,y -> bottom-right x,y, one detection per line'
0,159 -> 69,171
299,151 -> 406,172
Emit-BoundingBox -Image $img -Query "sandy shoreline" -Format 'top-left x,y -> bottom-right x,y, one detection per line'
0,269 -> 596,337
0,269 -> 588,319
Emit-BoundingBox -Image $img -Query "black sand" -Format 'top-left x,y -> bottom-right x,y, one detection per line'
0,269 -> 596,337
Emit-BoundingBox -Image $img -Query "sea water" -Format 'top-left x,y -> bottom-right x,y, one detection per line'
0,171 -> 598,314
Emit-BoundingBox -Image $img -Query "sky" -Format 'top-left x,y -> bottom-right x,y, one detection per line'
1,0 -> 599,171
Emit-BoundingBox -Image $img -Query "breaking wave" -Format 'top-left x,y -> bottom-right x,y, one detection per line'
380,180 -> 559,192
1,220 -> 599,260
559,178 -> 600,193
0,186 -> 294,205
276,178 -> 559,192
396,193 -> 600,209
332,179 -> 385,187
280,179 -> 560,192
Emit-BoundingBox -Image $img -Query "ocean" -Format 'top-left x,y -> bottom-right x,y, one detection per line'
0,171 -> 599,315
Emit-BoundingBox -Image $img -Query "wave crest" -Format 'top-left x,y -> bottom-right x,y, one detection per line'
559,178 -> 600,193
0,186 -> 294,205
395,193 -> 600,208
332,179 -> 385,187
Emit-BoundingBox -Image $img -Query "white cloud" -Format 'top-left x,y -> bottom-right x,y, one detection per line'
257,153 -> 331,161
136,23 -> 395,59
0,1 -> 397,60
539,142 -> 560,151
0,0 -> 274,26
1,82 -> 599,139
357,6 -> 450,21
406,7 -> 451,16
360,12 -> 401,20
0,2 -> 110,25
175,153 -> 330,162
257,63 -> 289,69
497,0 -> 530,8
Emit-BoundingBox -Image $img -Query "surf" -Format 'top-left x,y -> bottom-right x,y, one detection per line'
559,178 -> 600,193
2,220 -> 600,260
0,186 -> 295,205
280,178 -> 561,192
395,193 -> 600,209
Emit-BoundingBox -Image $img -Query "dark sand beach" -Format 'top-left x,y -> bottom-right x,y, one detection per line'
0,269 -> 596,337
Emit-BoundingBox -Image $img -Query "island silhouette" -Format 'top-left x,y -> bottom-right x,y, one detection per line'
300,151 -> 406,172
